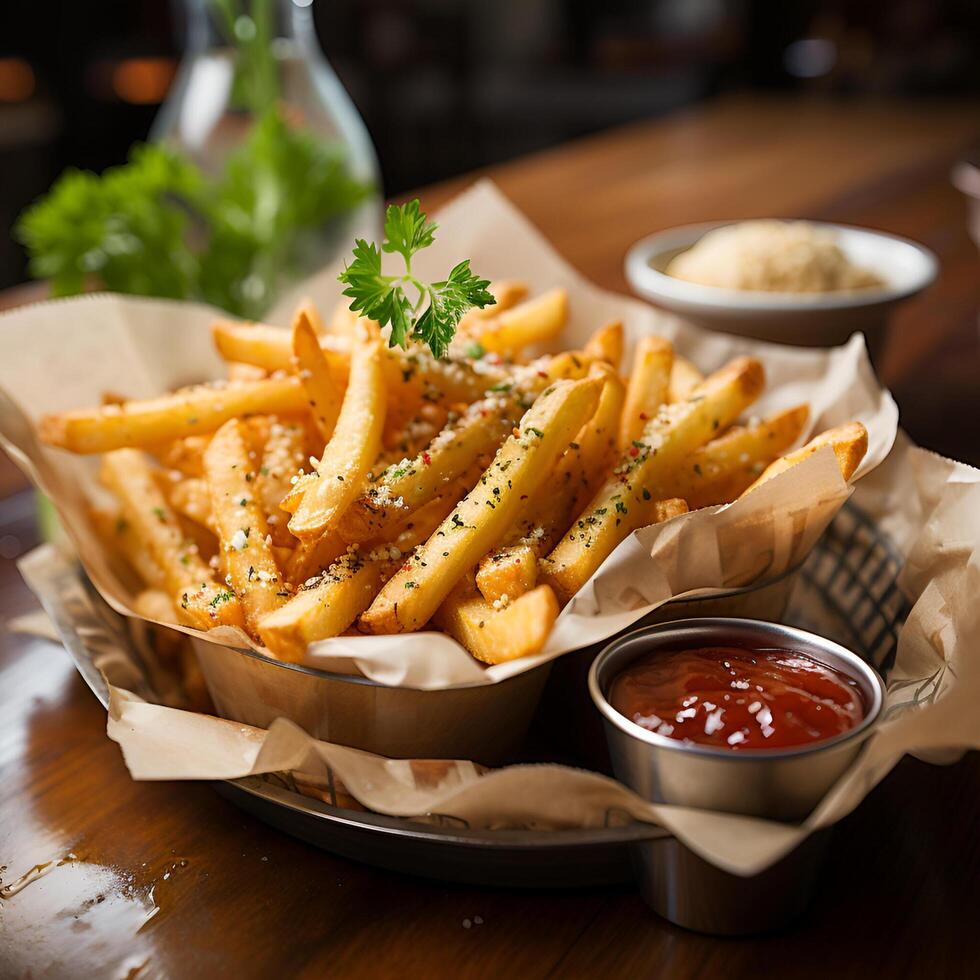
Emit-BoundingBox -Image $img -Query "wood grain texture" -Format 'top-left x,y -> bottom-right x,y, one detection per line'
1,96 -> 979,977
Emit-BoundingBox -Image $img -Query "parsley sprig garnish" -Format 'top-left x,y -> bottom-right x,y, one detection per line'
338,200 -> 495,359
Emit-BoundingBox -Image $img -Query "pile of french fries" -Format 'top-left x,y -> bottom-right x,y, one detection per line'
39,283 -> 868,667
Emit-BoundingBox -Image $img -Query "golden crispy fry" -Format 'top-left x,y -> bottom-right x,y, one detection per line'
212,318 -> 506,405
261,485 -> 456,657
260,551 -> 390,660
359,376 -> 602,634
255,417 -> 308,545
99,449 -> 244,630
619,336 -> 673,450
211,319 -> 349,372
663,405 -> 810,508
434,580 -> 559,665
100,450 -> 210,592
478,288 -> 567,354
476,363 -> 625,603
583,320 -> 624,371
668,356 -> 704,403
132,588 -> 179,625
572,363 -> 627,506
287,330 -> 387,539
335,354 -> 585,545
482,280 -> 529,318
89,505 -> 167,590
226,362 -> 268,382
203,419 -> 286,632
475,542 -> 538,605
458,280 -> 529,336
292,308 -> 344,442
169,477 -> 213,529
742,421 -> 868,495
40,377 -> 308,454
337,401 -> 513,545
542,357 -> 764,603
285,531 -> 348,584
154,435 -> 211,477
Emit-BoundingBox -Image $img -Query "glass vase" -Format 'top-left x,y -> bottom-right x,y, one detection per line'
151,0 -> 382,318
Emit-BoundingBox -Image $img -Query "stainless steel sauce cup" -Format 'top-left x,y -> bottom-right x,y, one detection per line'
589,617 -> 885,934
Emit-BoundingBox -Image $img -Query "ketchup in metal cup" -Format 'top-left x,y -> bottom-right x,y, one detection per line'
609,645 -> 866,750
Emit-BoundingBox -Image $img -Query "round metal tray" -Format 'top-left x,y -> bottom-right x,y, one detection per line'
17,497 -> 909,888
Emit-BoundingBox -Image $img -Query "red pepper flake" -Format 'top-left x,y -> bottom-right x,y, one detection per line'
537,370 -> 548,378
422,452 -> 432,466
639,412 -> 649,420
629,446 -> 640,457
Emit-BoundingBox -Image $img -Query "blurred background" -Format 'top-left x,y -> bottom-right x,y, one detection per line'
2,0 -> 979,292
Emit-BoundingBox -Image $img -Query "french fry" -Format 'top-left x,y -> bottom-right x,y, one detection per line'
284,531 -> 348,584
458,280 -> 529,335
480,280 -> 529,318
572,363 -> 627,505
261,483 -> 457,657
212,319 -> 506,404
663,405 -> 809,508
89,505 -> 167,590
359,376 -> 602,634
255,417 -> 308,545
542,357 -> 764,603
203,419 -> 286,632
226,362 -> 268,382
169,477 -> 213,529
478,288 -> 567,354
742,421 -> 868,495
583,320 -> 624,370
475,542 -> 538,605
292,308 -> 344,442
668,357 -> 704,403
211,320 -> 349,373
99,449 -> 244,630
475,363 -> 625,602
42,255 -> 873,669
132,588 -> 179,625
334,353 -> 584,545
434,580 -> 559,665
619,336 -> 673,450
154,435 -> 211,477
41,377 -> 308,454
260,550 -> 388,660
287,330 -> 387,539
336,401 -> 513,545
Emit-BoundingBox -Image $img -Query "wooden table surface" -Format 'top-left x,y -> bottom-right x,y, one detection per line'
2,95 -> 979,978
